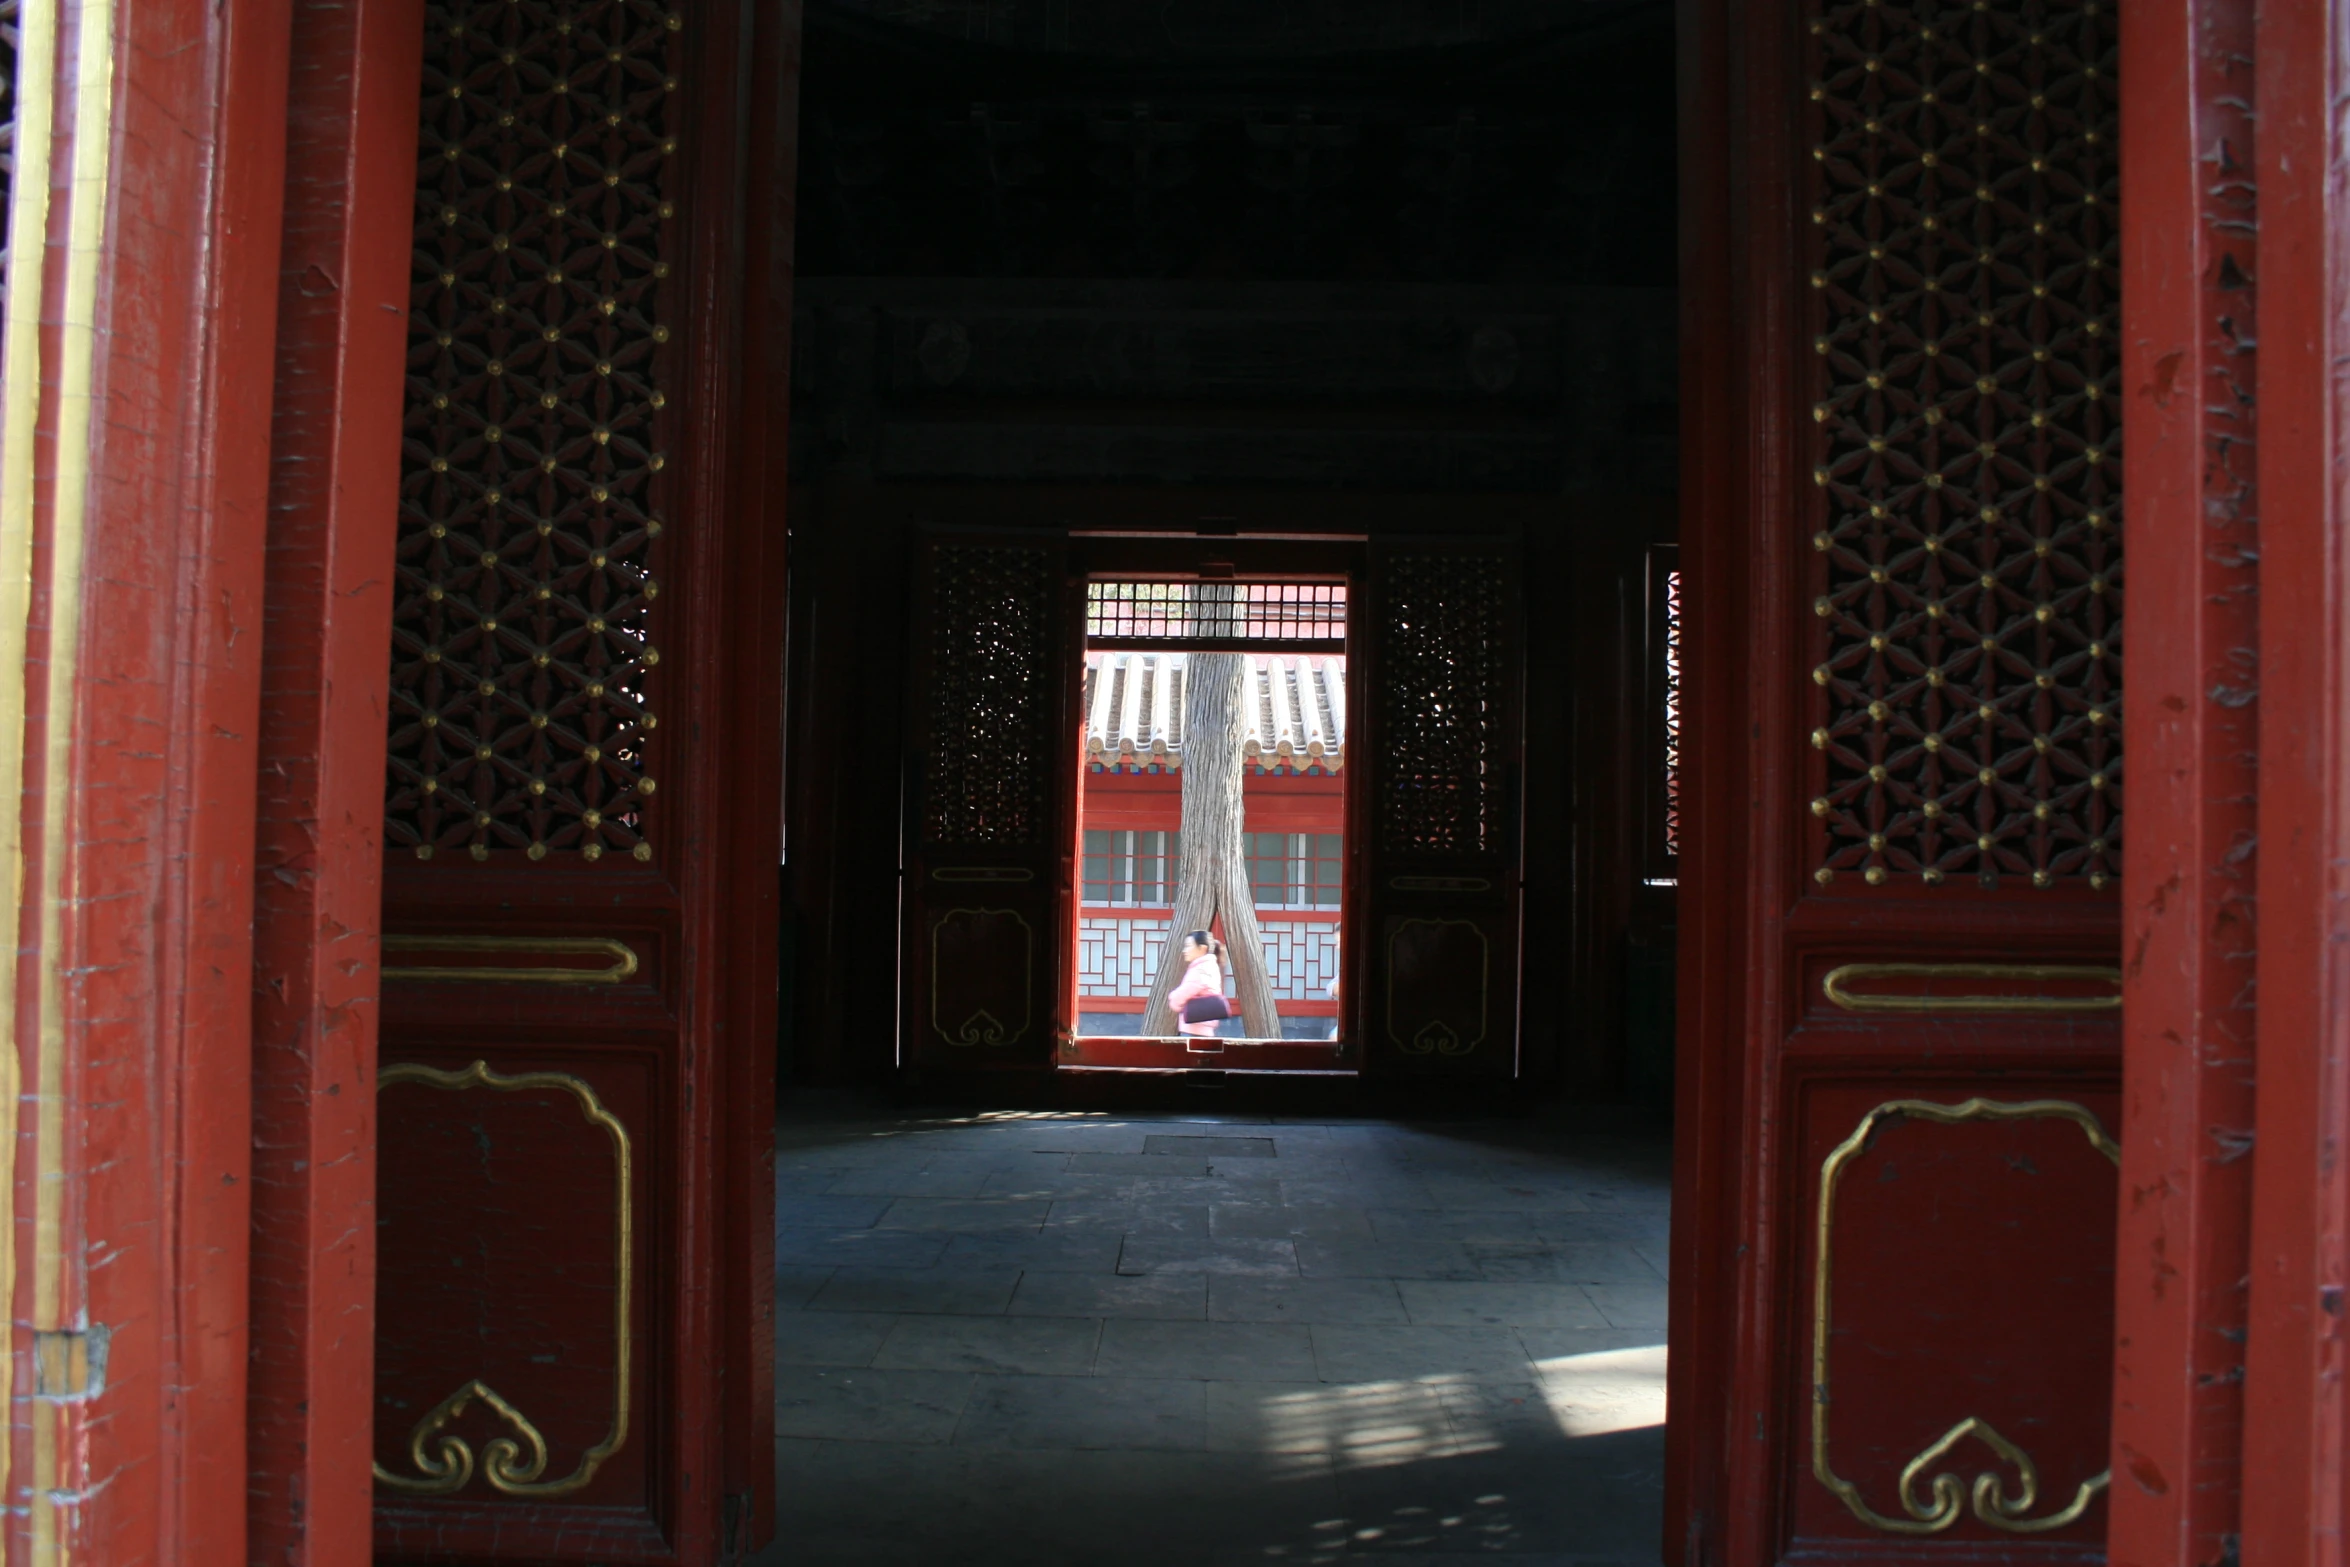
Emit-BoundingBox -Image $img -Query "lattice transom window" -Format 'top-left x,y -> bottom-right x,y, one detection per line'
1086,582 -> 1348,647
384,0 -> 680,864
1809,0 -> 2120,890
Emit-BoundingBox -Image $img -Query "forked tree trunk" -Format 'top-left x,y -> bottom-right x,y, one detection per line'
1138,613 -> 1282,1039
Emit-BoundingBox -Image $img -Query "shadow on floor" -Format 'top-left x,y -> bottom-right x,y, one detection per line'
751,1098 -> 1671,1566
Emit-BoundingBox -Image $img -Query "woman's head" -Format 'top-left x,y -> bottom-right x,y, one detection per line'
1181,929 -> 1220,962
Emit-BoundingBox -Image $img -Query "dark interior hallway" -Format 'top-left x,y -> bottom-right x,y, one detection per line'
754,1100 -> 1670,1565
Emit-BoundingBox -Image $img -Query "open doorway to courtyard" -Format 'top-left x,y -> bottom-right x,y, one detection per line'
1065,575 -> 1357,1072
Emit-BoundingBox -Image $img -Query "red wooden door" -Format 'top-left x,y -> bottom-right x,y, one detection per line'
1669,2 -> 2124,1564
902,532 -> 1077,1083
368,0 -> 781,1559
1357,536 -> 1524,1082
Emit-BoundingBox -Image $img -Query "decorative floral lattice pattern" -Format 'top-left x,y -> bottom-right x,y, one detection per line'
1378,554 -> 1504,856
924,547 -> 1052,845
384,0 -> 680,863
1809,0 -> 2120,889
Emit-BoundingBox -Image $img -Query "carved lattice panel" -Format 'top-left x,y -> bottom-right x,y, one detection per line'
384,0 -> 680,863
1809,0 -> 2120,889
1378,554 -> 1504,856
923,547 -> 1052,846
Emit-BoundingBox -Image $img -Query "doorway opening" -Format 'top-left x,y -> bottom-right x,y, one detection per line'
1063,572 -> 1358,1073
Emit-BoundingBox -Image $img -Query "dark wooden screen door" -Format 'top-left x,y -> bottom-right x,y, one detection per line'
368,0 -> 779,1560
902,532 -> 1076,1083
1670,3 -> 2123,1565
1357,537 -> 1524,1082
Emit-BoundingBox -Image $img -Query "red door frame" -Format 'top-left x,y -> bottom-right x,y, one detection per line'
2110,2 -> 2259,1561
247,0 -> 425,1557
2116,2 -> 2350,1564
1,0 -> 295,1552
2241,1 -> 2350,1561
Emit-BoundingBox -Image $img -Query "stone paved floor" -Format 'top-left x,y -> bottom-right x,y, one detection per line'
751,1099 -> 1671,1567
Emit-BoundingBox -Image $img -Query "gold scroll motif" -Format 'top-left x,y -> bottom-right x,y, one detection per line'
1386,918 -> 1488,1055
374,1061 -> 632,1499
930,907 -> 1033,1045
1822,962 -> 2121,1015
1812,1097 -> 2117,1534
382,934 -> 639,985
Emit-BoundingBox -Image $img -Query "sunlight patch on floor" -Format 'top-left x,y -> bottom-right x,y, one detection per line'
1255,1377 -> 1487,1476
1534,1342 -> 1669,1437
1246,1345 -> 1664,1480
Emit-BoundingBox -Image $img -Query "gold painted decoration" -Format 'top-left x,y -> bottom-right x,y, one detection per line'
1812,1097 -> 2116,1534
1808,0 -> 2121,890
929,907 -> 1035,1045
1821,961 -> 2119,1014
384,0 -> 681,865
374,1061 -> 632,1499
1385,917 -> 1489,1055
1389,875 -> 1492,893
381,933 -> 640,984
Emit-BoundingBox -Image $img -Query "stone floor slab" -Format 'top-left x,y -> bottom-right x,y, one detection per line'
1308,1323 -> 1538,1382
775,1194 -> 893,1228
1470,1241 -> 1667,1285
1143,1133 -> 1278,1158
873,1197 -> 1052,1232
952,1374 -> 1207,1451
1208,1276 -> 1410,1326
1295,1239 -> 1482,1281
1094,1318 -> 1319,1382
1210,1202 -> 1376,1241
1008,1270 -> 1208,1320
808,1267 -> 1021,1317
774,1365 -> 975,1444
777,1310 -> 897,1367
1398,1279 -> 1613,1330
940,1228 -> 1126,1273
873,1313 -> 1102,1376
1117,1235 -> 1301,1276
775,1227 -> 951,1270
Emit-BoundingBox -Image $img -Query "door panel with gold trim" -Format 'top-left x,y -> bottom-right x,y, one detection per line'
371,0 -> 777,1557
1359,537 -> 1524,1081
902,532 -> 1074,1078
1669,2 -> 2124,1563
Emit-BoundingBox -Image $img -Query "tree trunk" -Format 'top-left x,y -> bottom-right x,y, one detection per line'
1138,611 -> 1283,1039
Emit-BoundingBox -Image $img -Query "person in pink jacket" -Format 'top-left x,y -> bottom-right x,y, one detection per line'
1166,930 -> 1231,1038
